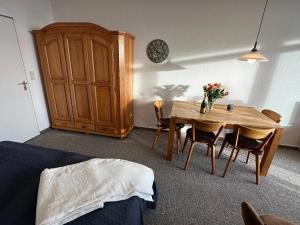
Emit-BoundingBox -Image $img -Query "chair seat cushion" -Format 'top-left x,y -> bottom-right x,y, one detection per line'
225,133 -> 260,150
186,128 -> 215,143
260,215 -> 297,225
159,118 -> 184,130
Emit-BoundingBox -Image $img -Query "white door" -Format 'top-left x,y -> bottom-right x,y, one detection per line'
0,15 -> 40,142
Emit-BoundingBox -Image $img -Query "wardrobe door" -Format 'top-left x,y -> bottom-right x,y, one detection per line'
63,33 -> 94,131
38,32 -> 74,128
87,34 -> 117,134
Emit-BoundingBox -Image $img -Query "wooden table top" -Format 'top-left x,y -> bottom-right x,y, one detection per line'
170,101 -> 281,129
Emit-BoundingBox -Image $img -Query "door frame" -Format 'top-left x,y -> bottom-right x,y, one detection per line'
0,14 -> 40,134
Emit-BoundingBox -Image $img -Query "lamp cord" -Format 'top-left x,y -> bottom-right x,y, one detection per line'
255,0 -> 269,44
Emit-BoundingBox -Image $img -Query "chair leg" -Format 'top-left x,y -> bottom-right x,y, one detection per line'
184,142 -> 196,171
217,139 -> 227,159
222,147 -> 236,177
206,144 -> 210,156
246,151 -> 251,164
210,145 -> 216,175
177,129 -> 182,144
151,128 -> 161,150
233,148 -> 240,162
181,135 -> 188,153
255,155 -> 260,185
176,130 -> 180,155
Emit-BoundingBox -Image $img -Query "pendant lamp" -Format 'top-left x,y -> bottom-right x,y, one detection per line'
238,0 -> 269,63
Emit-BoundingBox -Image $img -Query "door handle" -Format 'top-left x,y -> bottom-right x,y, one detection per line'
18,81 -> 28,90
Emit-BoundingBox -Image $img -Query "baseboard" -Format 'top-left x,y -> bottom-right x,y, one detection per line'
134,125 -> 155,130
278,144 -> 300,151
24,127 -> 51,143
134,126 -> 168,133
40,127 -> 51,134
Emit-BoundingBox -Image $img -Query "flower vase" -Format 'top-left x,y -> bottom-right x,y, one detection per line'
207,98 -> 215,110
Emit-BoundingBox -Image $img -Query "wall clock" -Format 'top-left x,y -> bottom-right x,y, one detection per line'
146,39 -> 169,63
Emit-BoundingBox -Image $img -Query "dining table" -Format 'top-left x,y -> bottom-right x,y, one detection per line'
167,101 -> 284,176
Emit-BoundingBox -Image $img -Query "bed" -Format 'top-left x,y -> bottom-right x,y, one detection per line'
0,141 -> 157,225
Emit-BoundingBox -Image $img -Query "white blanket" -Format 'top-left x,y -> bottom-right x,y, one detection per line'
36,158 -> 154,225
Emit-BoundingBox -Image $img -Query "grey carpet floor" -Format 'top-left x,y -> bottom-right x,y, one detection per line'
27,128 -> 300,225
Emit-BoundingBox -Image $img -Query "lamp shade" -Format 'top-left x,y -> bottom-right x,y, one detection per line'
238,51 -> 269,63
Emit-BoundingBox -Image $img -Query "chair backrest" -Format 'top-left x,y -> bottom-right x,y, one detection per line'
192,120 -> 224,143
234,125 -> 274,150
241,202 -> 264,225
262,109 -> 281,123
194,120 -> 224,133
237,125 -> 274,140
154,100 -> 164,124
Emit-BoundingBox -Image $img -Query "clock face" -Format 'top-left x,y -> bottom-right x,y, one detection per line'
146,39 -> 169,63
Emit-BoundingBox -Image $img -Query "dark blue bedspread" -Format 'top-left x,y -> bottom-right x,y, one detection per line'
0,141 -> 157,225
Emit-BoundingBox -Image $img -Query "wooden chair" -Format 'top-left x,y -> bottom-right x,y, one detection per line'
219,109 -> 281,162
182,120 -> 224,174
262,109 -> 281,123
151,100 -> 184,153
241,201 -> 297,225
219,125 -> 274,184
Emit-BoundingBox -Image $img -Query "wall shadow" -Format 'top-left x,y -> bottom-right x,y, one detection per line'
153,84 -> 189,120
284,102 -> 300,146
153,84 -> 189,100
134,60 -> 186,73
134,84 -> 190,128
289,102 -> 300,125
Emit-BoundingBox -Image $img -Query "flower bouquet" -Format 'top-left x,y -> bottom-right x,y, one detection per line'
203,83 -> 228,110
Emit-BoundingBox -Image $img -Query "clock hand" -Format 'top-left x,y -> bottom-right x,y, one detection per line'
154,47 -> 163,54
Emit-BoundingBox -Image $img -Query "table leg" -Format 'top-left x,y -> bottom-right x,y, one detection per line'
167,117 -> 176,160
260,127 -> 284,176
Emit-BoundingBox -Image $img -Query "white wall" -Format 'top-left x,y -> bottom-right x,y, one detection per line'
0,0 -> 54,131
50,0 -> 300,147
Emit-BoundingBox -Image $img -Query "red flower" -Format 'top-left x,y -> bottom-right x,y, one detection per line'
224,91 -> 229,96
214,83 -> 219,87
208,85 -> 214,91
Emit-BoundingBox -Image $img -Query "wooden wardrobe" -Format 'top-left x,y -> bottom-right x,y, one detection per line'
33,23 -> 134,138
